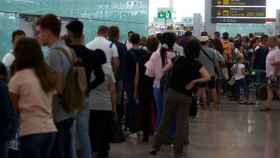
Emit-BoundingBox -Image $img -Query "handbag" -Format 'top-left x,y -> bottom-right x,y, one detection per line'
228,77 -> 236,86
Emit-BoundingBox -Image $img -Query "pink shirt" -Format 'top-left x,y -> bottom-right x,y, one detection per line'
145,49 -> 175,88
266,47 -> 280,77
8,69 -> 57,137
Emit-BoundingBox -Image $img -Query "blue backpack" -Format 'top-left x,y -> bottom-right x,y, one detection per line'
0,81 -> 19,142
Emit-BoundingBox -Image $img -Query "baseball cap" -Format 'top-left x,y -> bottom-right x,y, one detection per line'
199,36 -> 209,42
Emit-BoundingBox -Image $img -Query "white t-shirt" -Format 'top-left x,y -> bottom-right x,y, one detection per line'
173,43 -> 184,56
232,63 -> 246,80
266,47 -> 280,77
86,36 -> 118,65
86,36 -> 118,82
2,50 -> 15,67
89,65 -> 116,111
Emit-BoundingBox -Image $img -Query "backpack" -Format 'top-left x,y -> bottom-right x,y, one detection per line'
110,42 -> 127,81
55,47 -> 87,113
0,82 -> 19,142
223,41 -> 233,63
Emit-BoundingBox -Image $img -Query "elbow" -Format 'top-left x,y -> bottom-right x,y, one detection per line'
205,75 -> 211,82
204,71 -> 211,82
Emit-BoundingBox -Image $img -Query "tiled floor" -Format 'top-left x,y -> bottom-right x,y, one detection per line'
111,98 -> 280,158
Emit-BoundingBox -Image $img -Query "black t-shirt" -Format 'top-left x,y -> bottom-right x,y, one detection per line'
137,50 -> 154,95
125,48 -> 142,81
70,45 -> 105,92
254,46 -> 269,70
168,57 -> 203,96
113,41 -> 127,81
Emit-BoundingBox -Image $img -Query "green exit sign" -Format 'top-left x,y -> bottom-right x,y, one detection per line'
157,9 -> 172,20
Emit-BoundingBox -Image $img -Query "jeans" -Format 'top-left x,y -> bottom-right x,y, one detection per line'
153,88 -> 164,129
0,142 -> 8,158
76,97 -> 92,158
21,133 -> 56,158
153,88 -> 176,137
124,80 -> 137,133
153,89 -> 191,155
235,78 -> 249,99
52,118 -> 74,158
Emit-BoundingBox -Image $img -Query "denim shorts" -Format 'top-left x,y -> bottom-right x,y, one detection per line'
267,76 -> 280,89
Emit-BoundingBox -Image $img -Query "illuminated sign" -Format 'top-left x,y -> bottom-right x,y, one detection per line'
212,7 -> 266,17
212,18 -> 266,23
212,0 -> 266,6
211,0 -> 267,23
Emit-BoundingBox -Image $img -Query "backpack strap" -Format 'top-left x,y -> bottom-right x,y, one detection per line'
200,47 -> 219,76
109,42 -> 114,49
54,47 -> 75,66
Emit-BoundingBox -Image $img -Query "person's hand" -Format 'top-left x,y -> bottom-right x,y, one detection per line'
271,75 -> 277,81
186,80 -> 196,90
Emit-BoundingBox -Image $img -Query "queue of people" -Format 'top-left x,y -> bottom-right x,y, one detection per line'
1,13 -> 280,158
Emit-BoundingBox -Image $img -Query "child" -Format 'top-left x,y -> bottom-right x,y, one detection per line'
231,55 -> 250,104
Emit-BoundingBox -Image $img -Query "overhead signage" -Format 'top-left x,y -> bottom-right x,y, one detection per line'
212,18 -> 266,23
212,7 -> 266,17
212,0 -> 266,6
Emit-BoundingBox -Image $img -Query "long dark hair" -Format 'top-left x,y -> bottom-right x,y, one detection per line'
211,38 -> 224,55
184,39 -> 201,60
14,38 -> 56,93
160,32 -> 176,67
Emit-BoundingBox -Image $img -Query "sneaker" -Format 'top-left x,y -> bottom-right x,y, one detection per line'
150,149 -> 159,156
260,108 -> 272,112
128,133 -> 138,139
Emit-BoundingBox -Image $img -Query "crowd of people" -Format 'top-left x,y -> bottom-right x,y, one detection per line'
1,13 -> 280,158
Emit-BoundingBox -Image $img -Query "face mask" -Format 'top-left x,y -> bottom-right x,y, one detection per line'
42,46 -> 49,58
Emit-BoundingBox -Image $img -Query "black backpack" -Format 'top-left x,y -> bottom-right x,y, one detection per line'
0,82 -> 19,142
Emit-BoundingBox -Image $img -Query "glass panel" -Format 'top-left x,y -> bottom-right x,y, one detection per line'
0,0 -> 149,59
0,13 -> 18,59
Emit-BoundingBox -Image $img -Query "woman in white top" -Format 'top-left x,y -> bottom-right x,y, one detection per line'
231,55 -> 250,104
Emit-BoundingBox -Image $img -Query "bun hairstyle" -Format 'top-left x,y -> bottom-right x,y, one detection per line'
160,32 -> 177,67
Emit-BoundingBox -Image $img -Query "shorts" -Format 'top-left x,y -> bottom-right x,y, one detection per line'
267,76 -> 280,89
208,77 -> 217,89
197,77 -> 216,89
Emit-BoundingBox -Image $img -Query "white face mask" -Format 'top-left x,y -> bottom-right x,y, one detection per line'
41,46 -> 49,58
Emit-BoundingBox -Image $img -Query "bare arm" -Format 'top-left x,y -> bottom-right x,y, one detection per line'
195,67 -> 211,83
56,72 -> 65,95
112,57 -> 120,74
271,61 -> 280,66
186,67 -> 210,90
108,80 -> 117,113
162,62 -> 173,74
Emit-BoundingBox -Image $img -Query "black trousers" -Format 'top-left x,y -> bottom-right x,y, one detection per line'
138,94 -> 153,140
89,110 -> 112,157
